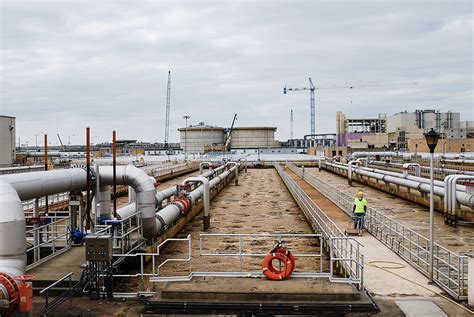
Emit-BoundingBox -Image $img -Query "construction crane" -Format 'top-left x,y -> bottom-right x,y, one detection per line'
284,78 -> 417,138
164,70 -> 171,148
290,109 -> 294,140
225,114 -> 238,151
56,133 -> 65,151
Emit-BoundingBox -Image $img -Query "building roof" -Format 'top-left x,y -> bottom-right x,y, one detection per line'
0,115 -> 16,119
178,124 -> 224,131
232,127 -> 277,131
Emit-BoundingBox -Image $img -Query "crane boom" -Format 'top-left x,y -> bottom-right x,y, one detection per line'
283,79 -> 417,139
56,133 -> 65,151
164,71 -> 171,148
225,114 -> 238,150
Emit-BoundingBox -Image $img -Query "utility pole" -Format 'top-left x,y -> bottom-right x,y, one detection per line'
290,109 -> 294,140
164,71 -> 171,148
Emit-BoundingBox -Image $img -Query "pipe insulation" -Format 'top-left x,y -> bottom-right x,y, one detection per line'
369,160 -> 474,177
99,165 -> 158,239
0,168 -> 88,278
154,164 -> 239,233
322,161 -> 474,209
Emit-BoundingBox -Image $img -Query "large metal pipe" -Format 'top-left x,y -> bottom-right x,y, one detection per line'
0,168 -> 88,277
369,160 -> 474,177
225,162 -> 239,185
182,176 -> 210,230
99,165 -> 158,238
153,164 -> 239,233
322,161 -> 474,209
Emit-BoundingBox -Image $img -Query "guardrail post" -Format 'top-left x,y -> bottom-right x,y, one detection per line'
467,252 -> 474,306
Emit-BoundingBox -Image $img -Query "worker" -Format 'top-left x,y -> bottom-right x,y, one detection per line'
352,191 -> 367,234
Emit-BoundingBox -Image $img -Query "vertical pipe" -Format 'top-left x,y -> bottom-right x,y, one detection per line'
429,151 -> 434,283
113,130 -> 117,218
44,134 -> 49,213
86,127 -> 91,230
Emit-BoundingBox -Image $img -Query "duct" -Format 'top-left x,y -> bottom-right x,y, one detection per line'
182,176 -> 210,229
25,151 -> 61,158
318,157 -> 327,171
199,162 -> 214,174
153,164 -> 239,233
322,161 -> 474,208
369,160 -> 474,177
352,152 -> 398,159
0,168 -> 88,279
0,168 -> 88,200
98,185 -> 111,219
0,181 -> 26,277
449,176 -> 474,217
99,165 -> 158,239
347,160 -> 361,185
358,165 -> 467,192
225,162 -> 239,185
117,163 -> 229,222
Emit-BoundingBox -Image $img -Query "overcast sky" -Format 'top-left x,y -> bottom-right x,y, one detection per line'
1,0 -> 472,146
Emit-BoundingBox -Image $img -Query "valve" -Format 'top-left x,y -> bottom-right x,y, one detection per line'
15,275 -> 35,313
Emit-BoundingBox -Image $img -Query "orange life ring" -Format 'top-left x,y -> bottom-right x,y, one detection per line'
268,247 -> 296,274
262,252 -> 293,280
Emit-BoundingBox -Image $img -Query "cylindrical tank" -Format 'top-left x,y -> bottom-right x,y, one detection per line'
179,124 -> 225,154
230,127 -> 278,149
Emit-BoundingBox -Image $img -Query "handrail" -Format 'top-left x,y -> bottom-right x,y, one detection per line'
40,272 -> 74,317
287,162 -> 468,301
275,163 -> 364,289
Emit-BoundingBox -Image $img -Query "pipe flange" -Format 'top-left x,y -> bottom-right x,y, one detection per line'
0,272 -> 19,313
171,200 -> 185,214
155,214 -> 167,232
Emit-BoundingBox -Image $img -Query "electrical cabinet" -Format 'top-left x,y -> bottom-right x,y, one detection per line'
85,235 -> 113,261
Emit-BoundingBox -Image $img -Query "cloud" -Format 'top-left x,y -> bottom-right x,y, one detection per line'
0,0 -> 472,146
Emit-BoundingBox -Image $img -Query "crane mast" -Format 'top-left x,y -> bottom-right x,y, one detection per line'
290,109 -> 294,139
164,71 -> 171,148
284,79 -> 416,139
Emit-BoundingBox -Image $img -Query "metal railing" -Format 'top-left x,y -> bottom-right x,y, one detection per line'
275,164 -> 364,289
287,162 -> 468,300
26,215 -> 72,270
198,233 -> 325,276
22,192 -> 70,211
40,272 -> 74,317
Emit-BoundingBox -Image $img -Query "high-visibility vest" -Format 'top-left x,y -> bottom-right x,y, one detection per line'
354,198 -> 367,213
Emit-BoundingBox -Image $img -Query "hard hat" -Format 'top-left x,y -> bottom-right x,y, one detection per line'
357,191 -> 363,197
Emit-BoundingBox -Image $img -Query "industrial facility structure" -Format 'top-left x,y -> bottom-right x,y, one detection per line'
178,123 -> 278,153
0,115 -> 16,167
335,109 -> 474,153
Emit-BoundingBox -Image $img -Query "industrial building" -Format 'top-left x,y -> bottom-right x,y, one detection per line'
336,110 -> 473,152
0,115 -> 16,167
178,123 -> 278,153
178,123 -> 226,153
230,126 -> 278,149
336,111 -> 389,148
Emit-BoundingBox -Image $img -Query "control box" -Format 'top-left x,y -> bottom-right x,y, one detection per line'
85,235 -> 113,261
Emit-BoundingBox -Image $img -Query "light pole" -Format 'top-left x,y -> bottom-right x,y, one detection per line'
424,128 -> 440,283
35,132 -> 43,150
183,115 -> 190,160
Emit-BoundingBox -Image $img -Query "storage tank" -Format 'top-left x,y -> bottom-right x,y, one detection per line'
0,115 -> 15,167
179,123 -> 225,154
230,127 -> 278,149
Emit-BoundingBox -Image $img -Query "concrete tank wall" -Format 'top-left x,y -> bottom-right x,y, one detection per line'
0,116 -> 15,167
179,126 -> 225,153
230,127 -> 278,149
